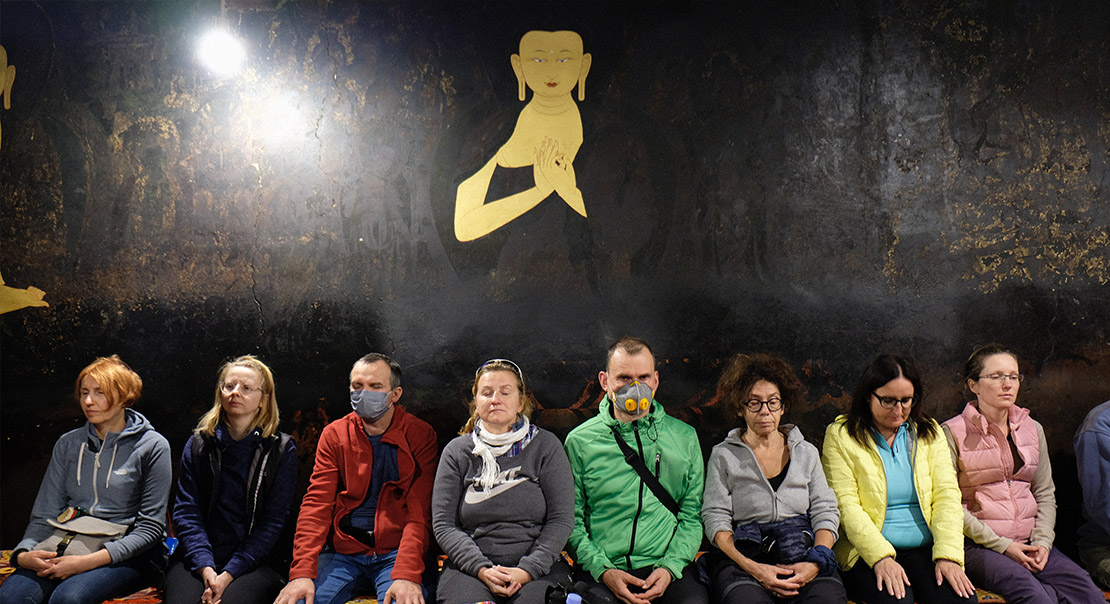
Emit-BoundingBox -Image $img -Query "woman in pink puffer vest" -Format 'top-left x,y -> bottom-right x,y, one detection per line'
943,344 -> 1103,604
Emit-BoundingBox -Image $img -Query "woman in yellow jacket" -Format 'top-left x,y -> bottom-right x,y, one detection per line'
821,354 -> 975,604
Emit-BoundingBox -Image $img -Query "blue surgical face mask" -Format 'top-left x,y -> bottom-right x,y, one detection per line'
611,381 -> 654,417
350,389 -> 392,422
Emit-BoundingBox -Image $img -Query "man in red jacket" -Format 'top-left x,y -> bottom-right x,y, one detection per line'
274,353 -> 438,604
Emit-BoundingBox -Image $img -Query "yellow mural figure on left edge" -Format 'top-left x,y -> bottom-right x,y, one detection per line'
454,30 -> 592,242
0,270 -> 49,314
0,47 -> 50,314
1,44 -> 15,152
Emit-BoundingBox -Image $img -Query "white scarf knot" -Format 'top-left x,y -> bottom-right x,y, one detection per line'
471,416 -> 531,490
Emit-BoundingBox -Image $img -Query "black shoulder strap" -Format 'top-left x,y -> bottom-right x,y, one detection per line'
609,424 -> 680,517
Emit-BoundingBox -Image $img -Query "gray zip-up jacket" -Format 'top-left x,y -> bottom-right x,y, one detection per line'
701,424 -> 839,541
15,408 -> 172,563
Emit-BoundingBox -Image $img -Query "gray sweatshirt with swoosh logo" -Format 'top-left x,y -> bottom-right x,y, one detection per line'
431,427 -> 574,579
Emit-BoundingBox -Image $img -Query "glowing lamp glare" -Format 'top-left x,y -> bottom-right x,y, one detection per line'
198,29 -> 244,77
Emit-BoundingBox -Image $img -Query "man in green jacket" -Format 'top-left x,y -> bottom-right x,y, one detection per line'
565,336 -> 707,604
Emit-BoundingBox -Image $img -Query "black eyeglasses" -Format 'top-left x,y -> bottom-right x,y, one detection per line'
872,392 -> 914,409
743,398 -> 783,412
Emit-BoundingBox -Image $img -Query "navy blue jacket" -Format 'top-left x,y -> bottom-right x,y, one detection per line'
172,425 -> 298,577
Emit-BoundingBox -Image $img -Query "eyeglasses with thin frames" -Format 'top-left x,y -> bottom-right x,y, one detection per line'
978,373 -> 1023,384
221,382 -> 262,395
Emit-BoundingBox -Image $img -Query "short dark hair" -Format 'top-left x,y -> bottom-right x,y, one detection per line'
606,336 -> 654,369
963,344 -> 1018,383
355,353 -> 402,389
716,353 -> 804,420
845,354 -> 937,447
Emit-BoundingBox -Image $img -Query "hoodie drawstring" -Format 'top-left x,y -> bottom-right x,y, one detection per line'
77,443 -> 86,486
105,442 -> 119,488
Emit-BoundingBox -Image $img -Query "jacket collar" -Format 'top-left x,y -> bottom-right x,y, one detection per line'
960,400 -> 1030,434
345,404 -> 410,443
724,424 -> 803,449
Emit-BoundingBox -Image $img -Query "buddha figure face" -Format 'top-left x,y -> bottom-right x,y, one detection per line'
512,30 -> 591,101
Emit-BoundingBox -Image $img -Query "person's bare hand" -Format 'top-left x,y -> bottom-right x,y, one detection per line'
1029,545 -> 1050,572
1003,542 -> 1041,572
873,556 -> 911,599
382,578 -> 424,604
38,554 -> 96,580
638,568 -> 671,600
600,568 -> 651,604
203,569 -> 234,604
504,567 -> 531,590
935,559 -> 975,598
782,561 -> 819,588
15,550 -> 56,573
747,561 -> 804,597
478,566 -> 518,597
273,577 -> 314,604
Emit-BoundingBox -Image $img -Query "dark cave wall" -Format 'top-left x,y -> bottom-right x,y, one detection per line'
1,0 -> 1108,548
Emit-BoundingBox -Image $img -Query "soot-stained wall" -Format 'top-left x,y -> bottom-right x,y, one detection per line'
1,0 -> 1108,548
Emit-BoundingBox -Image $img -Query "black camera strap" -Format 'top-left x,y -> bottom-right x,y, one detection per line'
609,425 -> 680,517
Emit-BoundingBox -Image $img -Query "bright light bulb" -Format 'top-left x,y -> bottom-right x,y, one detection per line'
197,28 -> 245,77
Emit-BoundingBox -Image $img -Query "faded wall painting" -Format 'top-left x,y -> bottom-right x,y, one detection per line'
454,31 -> 591,242
1,1 -> 1108,550
0,44 -> 49,315
0,271 -> 49,314
0,45 -> 12,151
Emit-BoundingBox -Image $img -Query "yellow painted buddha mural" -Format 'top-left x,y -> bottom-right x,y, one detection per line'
1,45 -> 14,152
454,30 -> 592,242
0,45 -> 50,314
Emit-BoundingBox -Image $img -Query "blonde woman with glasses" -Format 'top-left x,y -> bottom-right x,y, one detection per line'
165,355 -> 298,604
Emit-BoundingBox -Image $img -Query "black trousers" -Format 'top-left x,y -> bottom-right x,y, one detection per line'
163,561 -> 284,604
843,546 -> 976,604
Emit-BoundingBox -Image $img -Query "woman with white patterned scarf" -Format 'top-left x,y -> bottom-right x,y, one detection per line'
431,359 -> 575,604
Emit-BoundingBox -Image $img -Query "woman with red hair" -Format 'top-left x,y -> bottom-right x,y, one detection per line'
2,355 -> 172,604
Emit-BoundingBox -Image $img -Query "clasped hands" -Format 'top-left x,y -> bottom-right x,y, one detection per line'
532,137 -> 585,217
600,567 -> 672,604
746,561 -> 819,598
200,566 -> 234,604
477,565 -> 532,598
1004,541 -> 1049,573
16,550 -> 100,581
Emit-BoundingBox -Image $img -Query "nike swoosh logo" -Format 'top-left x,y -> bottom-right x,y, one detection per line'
464,476 -> 529,504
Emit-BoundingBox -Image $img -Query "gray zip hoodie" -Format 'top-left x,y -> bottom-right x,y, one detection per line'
15,408 -> 172,563
701,424 -> 839,541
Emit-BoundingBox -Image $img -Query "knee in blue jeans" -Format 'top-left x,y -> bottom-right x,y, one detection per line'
46,586 -> 94,604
